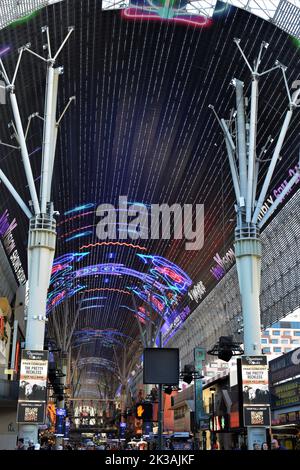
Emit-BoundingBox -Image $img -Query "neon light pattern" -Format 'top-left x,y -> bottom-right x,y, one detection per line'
120,305 -> 149,323
64,203 -> 95,216
47,252 -> 192,319
59,225 -> 95,239
65,230 -> 93,242
83,287 -> 131,295
79,241 -> 147,251
79,305 -> 105,311
123,7 -> 212,27
57,211 -> 95,227
121,0 -> 213,27
0,46 -> 10,57
81,297 -> 107,302
73,329 -> 131,347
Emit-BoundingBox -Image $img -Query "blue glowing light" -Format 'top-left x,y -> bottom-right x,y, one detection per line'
48,252 -> 192,320
81,296 -> 107,302
79,305 -> 105,311
65,231 -> 93,242
64,203 -> 95,216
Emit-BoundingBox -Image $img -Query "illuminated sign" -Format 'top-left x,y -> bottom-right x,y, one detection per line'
135,403 -> 153,421
0,210 -> 26,285
17,350 -> 48,424
210,164 -> 300,281
210,248 -> 235,281
270,379 -> 300,409
188,281 -> 206,303
121,0 -> 213,27
241,356 -> 269,406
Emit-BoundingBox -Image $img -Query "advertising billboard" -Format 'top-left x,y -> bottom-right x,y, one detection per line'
17,402 -> 46,424
17,350 -> 49,424
270,378 -> 300,410
18,350 -> 48,401
269,347 -> 300,383
241,356 -> 269,405
243,406 -> 271,427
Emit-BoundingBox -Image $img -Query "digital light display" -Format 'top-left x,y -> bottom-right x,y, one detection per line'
48,251 -> 191,321
65,230 -> 93,242
64,203 -> 95,216
0,46 -> 11,57
79,241 -> 147,251
122,0 -> 212,28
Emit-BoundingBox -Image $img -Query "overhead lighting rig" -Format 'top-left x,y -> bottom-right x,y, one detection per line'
180,364 -> 204,385
207,336 -> 244,362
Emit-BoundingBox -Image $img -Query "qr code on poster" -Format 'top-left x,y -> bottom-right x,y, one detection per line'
24,407 -> 38,422
251,411 -> 264,425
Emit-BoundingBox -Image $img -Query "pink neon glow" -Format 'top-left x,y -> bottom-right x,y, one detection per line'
155,267 -> 184,283
151,296 -> 164,312
122,8 -> 212,28
79,241 -> 147,251
51,290 -> 66,306
57,210 -> 95,227
51,264 -> 69,274
135,313 -> 146,325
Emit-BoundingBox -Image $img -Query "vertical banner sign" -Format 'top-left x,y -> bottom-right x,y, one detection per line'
241,356 -> 270,426
17,350 -> 48,424
194,347 -> 205,432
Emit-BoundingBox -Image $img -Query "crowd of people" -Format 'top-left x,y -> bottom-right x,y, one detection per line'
15,436 -> 299,451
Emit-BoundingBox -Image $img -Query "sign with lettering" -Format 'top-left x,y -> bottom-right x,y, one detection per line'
243,406 -> 270,427
241,356 -> 269,405
17,350 -> 48,424
270,379 -> 300,409
0,210 -> 26,285
188,281 -> 206,303
269,347 -> 300,384
17,402 -> 46,424
210,248 -> 235,281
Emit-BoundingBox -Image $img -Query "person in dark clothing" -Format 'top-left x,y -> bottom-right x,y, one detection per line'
27,440 -> 35,451
16,438 -> 25,450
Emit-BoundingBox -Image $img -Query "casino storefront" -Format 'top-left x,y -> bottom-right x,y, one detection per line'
269,348 -> 300,450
